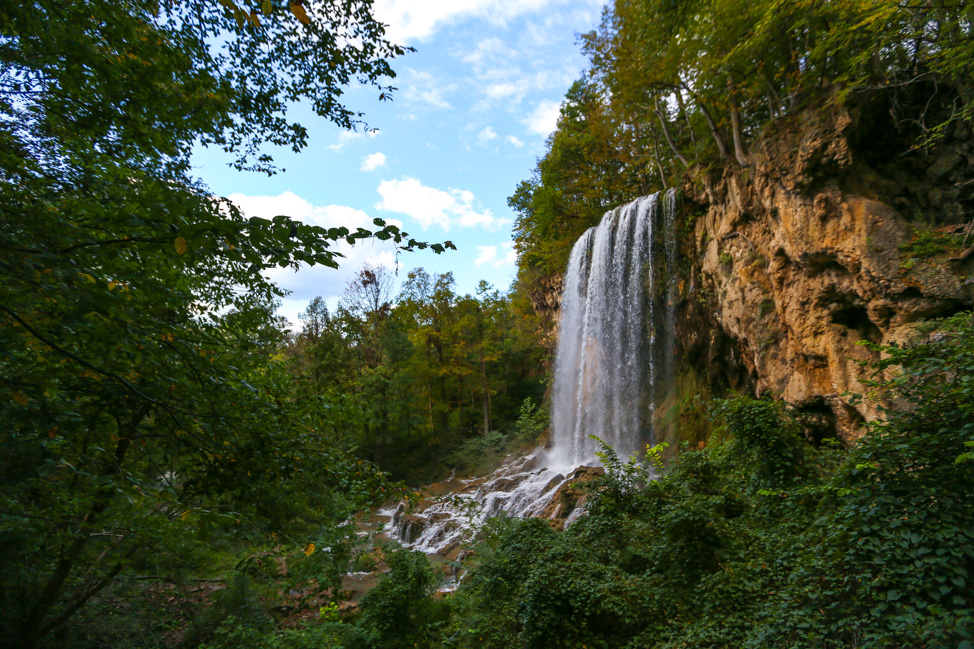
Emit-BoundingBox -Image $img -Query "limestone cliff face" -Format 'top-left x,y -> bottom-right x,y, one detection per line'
681,103 -> 974,439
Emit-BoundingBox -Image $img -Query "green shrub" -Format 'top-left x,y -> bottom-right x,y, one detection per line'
514,398 -> 548,443
435,316 -> 974,648
352,548 -> 445,649
899,227 -> 958,259
710,395 -> 809,489
201,616 -> 354,649
752,312 -> 974,648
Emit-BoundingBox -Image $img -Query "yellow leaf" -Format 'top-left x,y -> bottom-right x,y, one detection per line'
83,273 -> 96,284
218,0 -> 236,9
174,237 -> 189,255
12,393 -> 29,406
249,10 -> 261,26
303,543 -> 315,556
108,281 -> 117,290
234,8 -> 245,28
289,2 -> 310,24
261,0 -> 272,15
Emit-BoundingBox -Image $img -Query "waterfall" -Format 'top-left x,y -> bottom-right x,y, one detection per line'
549,190 -> 678,468
382,190 -> 678,554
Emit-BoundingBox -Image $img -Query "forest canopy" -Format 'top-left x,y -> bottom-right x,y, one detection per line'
512,0 -> 974,277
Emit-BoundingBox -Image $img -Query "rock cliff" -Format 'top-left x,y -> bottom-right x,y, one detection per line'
531,99 -> 974,442
681,102 -> 974,440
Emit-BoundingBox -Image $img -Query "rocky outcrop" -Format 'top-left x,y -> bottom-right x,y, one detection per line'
539,466 -> 604,531
524,272 -> 563,358
682,102 -> 974,440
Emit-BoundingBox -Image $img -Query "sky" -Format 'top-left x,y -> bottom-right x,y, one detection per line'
191,0 -> 606,326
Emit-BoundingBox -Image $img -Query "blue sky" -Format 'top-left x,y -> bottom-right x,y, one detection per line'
192,0 -> 605,325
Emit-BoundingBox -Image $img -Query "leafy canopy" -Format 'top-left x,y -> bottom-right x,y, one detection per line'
0,0 -> 454,645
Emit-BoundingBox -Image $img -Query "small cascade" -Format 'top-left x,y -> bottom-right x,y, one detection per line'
380,451 -> 567,555
382,190 -> 678,554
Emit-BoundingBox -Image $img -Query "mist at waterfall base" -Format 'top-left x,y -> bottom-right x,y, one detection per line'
383,191 -> 678,555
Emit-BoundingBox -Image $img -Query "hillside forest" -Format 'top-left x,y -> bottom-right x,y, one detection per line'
2,0 -> 974,648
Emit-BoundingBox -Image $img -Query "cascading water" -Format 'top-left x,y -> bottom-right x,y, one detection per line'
382,190 -> 678,554
550,190 -> 678,467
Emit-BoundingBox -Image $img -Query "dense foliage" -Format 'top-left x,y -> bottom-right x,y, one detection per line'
0,0 -> 455,645
286,265 -> 546,483
191,314 -> 974,649
454,312 -> 973,649
512,0 -> 974,277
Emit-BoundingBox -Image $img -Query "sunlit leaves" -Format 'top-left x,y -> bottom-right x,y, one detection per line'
289,1 -> 310,25
514,0 -> 974,278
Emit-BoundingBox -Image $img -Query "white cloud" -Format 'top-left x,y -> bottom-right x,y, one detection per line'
361,152 -> 387,171
461,37 -> 510,67
403,69 -> 456,109
474,246 -> 497,267
507,135 -> 524,147
477,126 -> 498,145
525,99 -> 562,137
226,191 -> 402,326
328,129 -> 378,151
453,33 -> 581,114
375,177 -> 508,231
373,0 -> 565,43
475,242 -> 517,268
485,82 -> 519,100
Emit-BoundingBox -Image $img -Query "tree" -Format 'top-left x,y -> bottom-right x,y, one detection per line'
0,0 -> 453,645
339,263 -> 397,367
510,78 -> 651,277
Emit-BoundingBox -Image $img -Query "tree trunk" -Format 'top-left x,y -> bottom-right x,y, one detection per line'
728,77 -> 749,166
457,374 -> 464,432
427,379 -> 435,434
674,87 -> 697,145
654,97 -> 690,167
650,126 -> 669,189
758,72 -> 781,119
479,353 -> 491,434
688,88 -> 729,160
